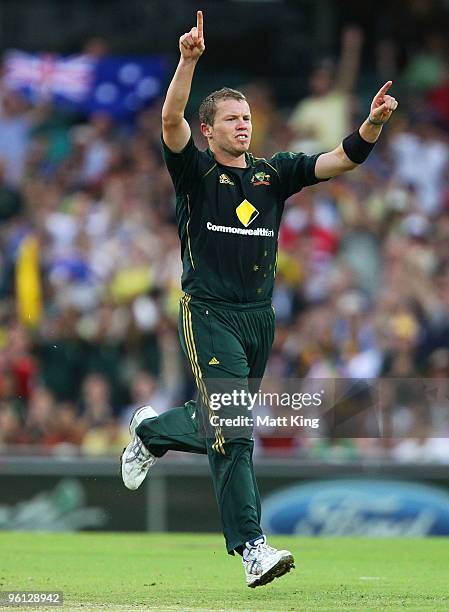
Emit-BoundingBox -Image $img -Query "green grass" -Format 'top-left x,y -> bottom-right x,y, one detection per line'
0,533 -> 449,611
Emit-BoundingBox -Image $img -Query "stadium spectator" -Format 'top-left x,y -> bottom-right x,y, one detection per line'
288,25 -> 363,151
0,91 -> 32,186
79,373 -> 128,455
21,385 -> 57,446
120,370 -> 171,429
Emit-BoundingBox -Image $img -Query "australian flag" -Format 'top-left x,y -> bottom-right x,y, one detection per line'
4,50 -> 166,118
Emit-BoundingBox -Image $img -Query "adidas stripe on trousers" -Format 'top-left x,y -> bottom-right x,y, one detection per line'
136,294 -> 275,554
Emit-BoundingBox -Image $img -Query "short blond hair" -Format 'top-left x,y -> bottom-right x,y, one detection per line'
199,87 -> 246,126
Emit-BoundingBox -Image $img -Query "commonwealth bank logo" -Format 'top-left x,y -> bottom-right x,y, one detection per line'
236,199 -> 259,227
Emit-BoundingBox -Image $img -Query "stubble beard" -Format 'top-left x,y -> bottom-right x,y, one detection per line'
222,138 -> 249,159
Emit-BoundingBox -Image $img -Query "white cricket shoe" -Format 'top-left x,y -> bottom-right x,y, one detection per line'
243,536 -> 295,588
121,406 -> 158,490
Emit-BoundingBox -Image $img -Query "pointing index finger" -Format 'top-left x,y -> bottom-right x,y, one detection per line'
375,80 -> 392,99
197,10 -> 203,38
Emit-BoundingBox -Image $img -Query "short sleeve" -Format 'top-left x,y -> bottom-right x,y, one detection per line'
270,151 -> 328,200
161,135 -> 200,195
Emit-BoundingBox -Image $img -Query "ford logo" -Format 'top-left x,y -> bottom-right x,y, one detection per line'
262,479 -> 449,536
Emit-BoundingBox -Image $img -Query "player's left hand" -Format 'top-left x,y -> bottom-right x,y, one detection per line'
369,81 -> 398,124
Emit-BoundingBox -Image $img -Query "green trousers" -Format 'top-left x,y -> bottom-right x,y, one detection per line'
136,294 -> 275,554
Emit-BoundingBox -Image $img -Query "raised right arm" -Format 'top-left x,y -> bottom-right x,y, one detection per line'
161,10 -> 205,153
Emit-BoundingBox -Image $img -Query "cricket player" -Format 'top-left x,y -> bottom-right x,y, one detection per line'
121,11 -> 398,587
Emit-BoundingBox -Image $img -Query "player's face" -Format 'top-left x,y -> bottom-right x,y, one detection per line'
205,99 -> 252,157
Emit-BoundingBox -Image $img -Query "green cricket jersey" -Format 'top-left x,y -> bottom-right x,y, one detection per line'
162,136 -> 324,305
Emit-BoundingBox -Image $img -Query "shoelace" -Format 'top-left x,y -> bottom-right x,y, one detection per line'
245,542 -> 277,574
125,437 -> 152,469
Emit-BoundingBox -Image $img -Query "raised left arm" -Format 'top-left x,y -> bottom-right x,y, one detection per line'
315,81 -> 398,179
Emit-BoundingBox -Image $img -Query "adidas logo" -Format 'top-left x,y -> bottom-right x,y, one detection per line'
208,357 -> 220,365
219,173 -> 234,185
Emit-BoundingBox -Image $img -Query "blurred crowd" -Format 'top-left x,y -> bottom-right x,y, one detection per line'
0,26 -> 449,462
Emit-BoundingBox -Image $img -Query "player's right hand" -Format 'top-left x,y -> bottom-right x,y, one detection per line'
179,11 -> 205,61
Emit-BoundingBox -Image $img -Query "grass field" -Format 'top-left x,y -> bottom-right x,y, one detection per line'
1,533 -> 449,611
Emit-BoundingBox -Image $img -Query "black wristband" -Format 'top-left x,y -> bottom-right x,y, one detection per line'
342,129 -> 376,164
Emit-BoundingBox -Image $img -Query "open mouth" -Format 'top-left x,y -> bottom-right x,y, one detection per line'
236,134 -> 248,141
